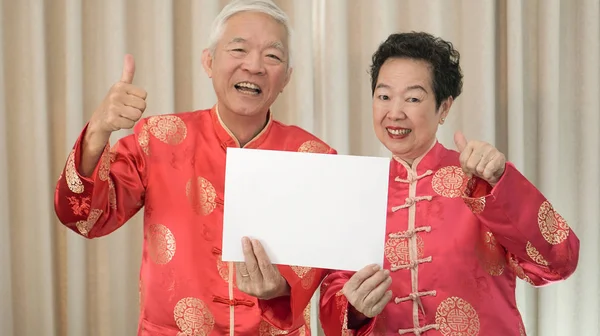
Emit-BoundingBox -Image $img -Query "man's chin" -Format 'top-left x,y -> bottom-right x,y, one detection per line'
230,106 -> 266,118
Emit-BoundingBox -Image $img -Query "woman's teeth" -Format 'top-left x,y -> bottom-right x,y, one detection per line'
387,128 -> 411,135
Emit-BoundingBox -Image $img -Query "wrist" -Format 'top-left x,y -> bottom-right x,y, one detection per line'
277,277 -> 291,297
84,120 -> 111,151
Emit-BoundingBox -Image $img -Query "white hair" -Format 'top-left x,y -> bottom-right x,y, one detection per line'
207,0 -> 294,68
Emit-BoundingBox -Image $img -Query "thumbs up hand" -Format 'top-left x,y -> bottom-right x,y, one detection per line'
454,131 -> 506,186
89,54 -> 148,136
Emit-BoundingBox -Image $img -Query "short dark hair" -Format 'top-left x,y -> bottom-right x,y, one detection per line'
370,32 -> 463,109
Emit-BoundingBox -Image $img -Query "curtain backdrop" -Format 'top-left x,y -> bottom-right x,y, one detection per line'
1,0 -> 598,335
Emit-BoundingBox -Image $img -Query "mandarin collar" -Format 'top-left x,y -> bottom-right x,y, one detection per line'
210,104 -> 273,150
390,140 -> 445,177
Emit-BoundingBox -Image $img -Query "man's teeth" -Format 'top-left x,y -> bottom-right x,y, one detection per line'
387,128 -> 411,135
236,82 -> 260,90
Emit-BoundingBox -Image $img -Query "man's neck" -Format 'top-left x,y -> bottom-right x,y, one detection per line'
217,105 -> 269,147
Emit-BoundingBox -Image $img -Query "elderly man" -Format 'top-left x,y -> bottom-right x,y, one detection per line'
53,0 -> 334,335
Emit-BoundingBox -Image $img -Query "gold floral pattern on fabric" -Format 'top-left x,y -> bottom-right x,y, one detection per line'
109,141 -> 119,163
384,234 -> 424,267
476,231 -> 506,276
333,291 -> 352,335
303,303 -> 311,327
334,291 -> 347,324
435,296 -> 480,336
291,266 -> 316,289
431,166 -> 468,198
216,255 -> 235,288
147,115 -> 188,145
148,224 -> 176,265
138,124 -> 150,155
173,297 -> 214,336
65,150 -> 84,194
259,319 -> 289,335
507,255 -> 535,285
464,196 -> 485,214
298,140 -> 329,153
108,177 -> 117,210
98,145 -> 110,181
525,241 -> 549,266
538,201 -> 570,245
186,177 -> 217,216
76,209 -> 103,236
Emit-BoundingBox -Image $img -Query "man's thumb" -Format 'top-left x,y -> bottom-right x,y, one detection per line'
454,131 -> 468,152
120,54 -> 135,84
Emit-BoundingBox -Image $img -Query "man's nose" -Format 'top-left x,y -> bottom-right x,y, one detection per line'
241,52 -> 265,75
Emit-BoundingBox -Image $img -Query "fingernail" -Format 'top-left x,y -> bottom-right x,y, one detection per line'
383,270 -> 390,276
372,265 -> 381,271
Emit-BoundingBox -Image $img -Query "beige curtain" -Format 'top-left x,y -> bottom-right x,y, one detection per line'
1,0 -> 598,335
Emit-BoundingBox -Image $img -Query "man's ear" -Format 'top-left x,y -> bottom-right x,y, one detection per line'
202,49 -> 213,78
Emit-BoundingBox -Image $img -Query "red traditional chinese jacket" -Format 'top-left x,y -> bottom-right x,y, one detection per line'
54,105 -> 335,335
319,141 -> 579,336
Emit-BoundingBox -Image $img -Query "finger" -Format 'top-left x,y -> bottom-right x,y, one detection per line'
241,237 -> 263,281
114,82 -> 147,100
355,269 -> 390,300
127,86 -> 147,100
454,131 -> 468,153
459,145 -> 474,176
122,94 -> 147,111
250,239 -> 279,279
112,116 -> 136,130
344,264 -> 381,293
120,54 -> 135,84
465,147 -> 484,175
370,290 -> 393,316
362,274 -> 392,308
483,155 -> 503,181
235,262 -> 250,280
119,106 -> 143,123
475,146 -> 495,175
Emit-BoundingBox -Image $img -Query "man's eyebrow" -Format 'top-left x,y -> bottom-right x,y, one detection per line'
226,38 -> 285,53
267,41 -> 285,52
375,83 -> 390,90
227,37 -> 247,44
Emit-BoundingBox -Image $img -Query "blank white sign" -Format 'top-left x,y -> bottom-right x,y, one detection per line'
221,148 -> 390,272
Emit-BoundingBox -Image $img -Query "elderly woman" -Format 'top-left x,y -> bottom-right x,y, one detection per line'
318,32 -> 580,336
